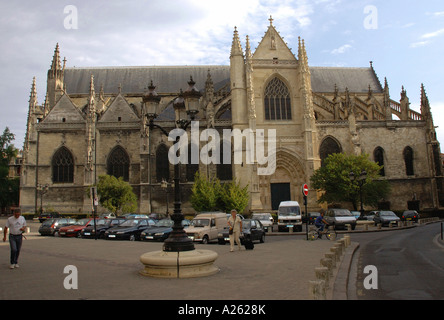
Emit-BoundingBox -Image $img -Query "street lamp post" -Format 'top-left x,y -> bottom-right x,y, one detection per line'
349,170 -> 367,217
143,77 -> 201,252
160,179 -> 169,217
37,184 -> 49,214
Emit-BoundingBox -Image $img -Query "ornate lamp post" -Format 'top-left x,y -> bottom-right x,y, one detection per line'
143,77 -> 201,252
349,170 -> 367,217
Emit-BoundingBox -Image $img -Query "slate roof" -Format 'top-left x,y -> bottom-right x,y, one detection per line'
63,65 -> 383,95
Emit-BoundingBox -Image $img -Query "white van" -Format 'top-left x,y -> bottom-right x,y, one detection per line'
185,212 -> 228,244
277,201 -> 302,232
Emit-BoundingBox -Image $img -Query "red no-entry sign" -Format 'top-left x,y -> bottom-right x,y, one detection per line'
302,184 -> 309,197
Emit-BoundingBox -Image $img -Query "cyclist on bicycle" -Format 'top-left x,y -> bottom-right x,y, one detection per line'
314,210 -> 329,238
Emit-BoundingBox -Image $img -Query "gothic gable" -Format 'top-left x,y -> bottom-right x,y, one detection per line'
99,93 -> 140,123
252,24 -> 296,62
41,93 -> 85,123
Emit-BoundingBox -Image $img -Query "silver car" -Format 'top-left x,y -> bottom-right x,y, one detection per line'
251,213 -> 274,232
373,211 -> 400,227
325,208 -> 357,230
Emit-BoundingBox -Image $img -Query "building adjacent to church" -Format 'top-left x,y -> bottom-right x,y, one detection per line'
20,19 -> 443,215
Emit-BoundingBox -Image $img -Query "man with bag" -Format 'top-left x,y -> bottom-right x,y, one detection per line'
228,209 -> 242,252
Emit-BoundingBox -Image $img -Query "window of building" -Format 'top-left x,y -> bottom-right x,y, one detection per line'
52,147 -> 74,183
186,143 -> 199,182
319,137 -> 342,166
374,147 -> 385,176
107,146 -> 130,181
264,77 -> 292,120
156,144 -> 170,182
217,140 -> 232,181
403,146 -> 414,176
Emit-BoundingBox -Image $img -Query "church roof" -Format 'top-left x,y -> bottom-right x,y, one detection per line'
310,67 -> 383,93
63,65 -> 383,95
64,65 -> 231,95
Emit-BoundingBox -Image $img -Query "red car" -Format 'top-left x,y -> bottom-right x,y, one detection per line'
59,218 -> 96,238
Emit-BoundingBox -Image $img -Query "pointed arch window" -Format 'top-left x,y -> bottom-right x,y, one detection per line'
156,144 -> 170,182
264,77 -> 292,120
107,146 -> 130,181
217,140 -> 233,181
319,137 -> 342,166
52,147 -> 74,183
403,146 -> 414,176
374,147 -> 385,176
186,143 -> 199,181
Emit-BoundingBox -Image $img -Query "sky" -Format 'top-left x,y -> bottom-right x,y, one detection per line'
1,0 -> 443,150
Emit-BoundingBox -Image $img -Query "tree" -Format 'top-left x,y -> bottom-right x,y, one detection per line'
189,173 -> 250,214
96,175 -> 137,215
190,172 -> 220,212
310,153 -> 390,210
219,180 -> 250,214
0,127 -> 19,212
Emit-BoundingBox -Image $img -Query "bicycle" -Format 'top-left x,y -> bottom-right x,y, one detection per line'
308,225 -> 337,241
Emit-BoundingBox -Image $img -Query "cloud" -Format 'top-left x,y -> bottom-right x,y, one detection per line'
421,28 -> 444,39
410,41 -> 430,48
331,44 -> 352,54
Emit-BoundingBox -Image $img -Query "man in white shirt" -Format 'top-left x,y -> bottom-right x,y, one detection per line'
3,211 -> 27,269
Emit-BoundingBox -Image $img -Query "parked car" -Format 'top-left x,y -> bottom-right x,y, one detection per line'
306,212 -> 321,225
373,211 -> 400,227
148,213 -> 168,221
251,213 -> 273,231
38,212 -> 61,223
324,208 -> 357,230
218,219 -> 265,245
104,218 -> 155,241
98,213 -> 116,219
401,210 -> 420,223
360,211 -> 378,221
141,218 -> 190,241
80,218 -> 125,239
186,212 -> 229,244
123,213 -> 149,219
351,211 -> 361,219
38,218 -> 77,236
59,218 -> 96,238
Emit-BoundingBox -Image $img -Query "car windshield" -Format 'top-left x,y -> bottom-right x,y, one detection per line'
192,219 -> 210,227
279,206 -> 300,216
75,218 -> 91,226
380,211 -> 396,216
334,209 -> 352,217
120,219 -> 143,227
242,220 -> 252,228
155,219 -> 174,227
41,219 -> 55,226
95,219 -> 109,226
252,214 -> 269,220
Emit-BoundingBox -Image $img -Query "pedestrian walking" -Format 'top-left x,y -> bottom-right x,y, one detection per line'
3,211 -> 27,269
228,209 -> 242,252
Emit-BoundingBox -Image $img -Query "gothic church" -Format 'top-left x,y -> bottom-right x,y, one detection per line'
20,18 -> 443,214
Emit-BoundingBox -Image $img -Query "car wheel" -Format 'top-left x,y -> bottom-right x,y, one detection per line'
202,235 -> 209,244
129,234 -> 136,241
76,232 -> 82,238
260,234 -> 265,243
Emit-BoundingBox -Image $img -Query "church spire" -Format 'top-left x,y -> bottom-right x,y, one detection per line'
29,76 -> 38,110
50,43 -> 62,74
230,27 -> 244,57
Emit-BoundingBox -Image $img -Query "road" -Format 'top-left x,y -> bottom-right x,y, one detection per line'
347,222 -> 444,300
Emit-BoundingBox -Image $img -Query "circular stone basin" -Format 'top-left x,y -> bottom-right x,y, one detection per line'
139,249 -> 219,278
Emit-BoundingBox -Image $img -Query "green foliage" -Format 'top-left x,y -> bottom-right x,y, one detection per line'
219,180 -> 250,214
190,172 -> 250,214
190,172 -> 220,212
310,153 -> 390,210
96,175 -> 137,214
0,127 -> 19,208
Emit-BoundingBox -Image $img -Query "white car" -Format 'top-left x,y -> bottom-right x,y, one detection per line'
251,213 -> 274,232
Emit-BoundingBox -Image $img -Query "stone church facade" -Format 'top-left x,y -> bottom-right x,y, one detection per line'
20,19 -> 443,215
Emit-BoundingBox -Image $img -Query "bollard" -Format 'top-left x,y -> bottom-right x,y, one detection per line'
343,235 -> 351,247
320,258 -> 333,276
309,280 -> 326,300
329,247 -> 340,262
315,267 -> 330,289
377,223 -> 382,230
325,253 -> 336,268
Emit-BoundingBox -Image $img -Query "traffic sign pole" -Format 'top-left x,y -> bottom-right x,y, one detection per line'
302,184 -> 309,240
